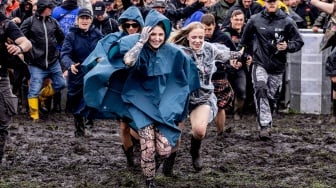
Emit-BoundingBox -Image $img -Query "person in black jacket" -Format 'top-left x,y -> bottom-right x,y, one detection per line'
10,0 -> 33,26
223,9 -> 254,120
0,11 -> 32,163
239,0 -> 304,140
20,0 -> 66,121
61,8 -> 103,137
92,1 -> 119,36
222,0 -> 263,27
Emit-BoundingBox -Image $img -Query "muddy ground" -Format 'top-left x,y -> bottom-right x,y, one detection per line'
0,111 -> 335,188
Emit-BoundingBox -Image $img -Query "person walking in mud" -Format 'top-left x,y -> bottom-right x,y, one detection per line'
82,6 -> 145,168
20,0 -> 66,122
60,8 -> 103,137
238,0 -> 304,140
85,9 -> 200,187
0,10 -> 32,163
169,22 -> 241,172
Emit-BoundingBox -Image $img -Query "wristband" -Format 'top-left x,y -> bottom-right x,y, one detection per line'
17,45 -> 24,53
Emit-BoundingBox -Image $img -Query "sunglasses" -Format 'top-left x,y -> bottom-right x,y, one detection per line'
124,23 -> 140,28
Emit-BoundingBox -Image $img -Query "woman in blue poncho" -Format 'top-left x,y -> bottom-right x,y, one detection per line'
82,6 -> 145,168
105,10 -> 200,187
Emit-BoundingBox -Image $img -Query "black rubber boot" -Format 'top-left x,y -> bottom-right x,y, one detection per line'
162,152 -> 177,177
74,115 -> 85,137
0,132 -> 7,163
52,91 -> 62,113
122,145 -> 135,167
146,178 -> 156,188
190,136 -> 203,172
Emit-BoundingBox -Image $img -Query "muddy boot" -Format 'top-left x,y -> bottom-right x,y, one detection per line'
234,98 -> 244,121
0,133 -> 7,163
155,154 -> 164,171
146,178 -> 156,188
84,118 -> 94,129
52,91 -> 62,113
190,136 -> 203,172
74,115 -> 85,137
259,126 -> 271,141
122,145 -> 135,167
329,99 -> 336,123
162,152 -> 177,177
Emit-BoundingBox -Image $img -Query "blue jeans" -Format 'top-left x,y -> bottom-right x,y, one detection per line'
28,62 -> 66,98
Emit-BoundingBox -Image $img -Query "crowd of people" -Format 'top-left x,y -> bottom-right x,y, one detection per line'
2,0 -> 336,186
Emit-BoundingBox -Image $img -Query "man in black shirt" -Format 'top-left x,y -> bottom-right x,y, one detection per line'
0,11 -> 32,163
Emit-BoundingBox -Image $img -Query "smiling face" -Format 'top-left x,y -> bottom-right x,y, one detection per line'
187,28 -> 204,52
78,16 -> 92,32
148,25 -> 165,50
230,13 -> 244,31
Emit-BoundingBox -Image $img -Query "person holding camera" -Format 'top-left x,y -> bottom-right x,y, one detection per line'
238,0 -> 304,140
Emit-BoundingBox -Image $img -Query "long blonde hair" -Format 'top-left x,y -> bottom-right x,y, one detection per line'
168,22 -> 204,47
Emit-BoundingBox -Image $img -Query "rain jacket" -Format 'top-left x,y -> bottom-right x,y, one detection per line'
82,6 -> 144,73
239,9 -> 304,74
83,9 -> 200,146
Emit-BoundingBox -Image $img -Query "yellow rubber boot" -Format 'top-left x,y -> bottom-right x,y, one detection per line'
28,98 -> 39,121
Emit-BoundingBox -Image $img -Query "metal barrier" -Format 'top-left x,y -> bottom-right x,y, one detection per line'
286,29 -> 331,114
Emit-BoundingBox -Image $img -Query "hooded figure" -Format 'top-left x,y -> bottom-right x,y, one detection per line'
91,9 -> 199,186
81,6 -> 144,114
9,0 -> 33,26
83,9 -> 200,147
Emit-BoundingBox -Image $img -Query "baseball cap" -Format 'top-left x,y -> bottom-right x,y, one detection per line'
78,8 -> 93,18
150,0 -> 166,8
103,0 -> 114,5
93,1 -> 106,16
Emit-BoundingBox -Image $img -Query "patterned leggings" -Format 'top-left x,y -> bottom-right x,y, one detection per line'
138,124 -> 172,179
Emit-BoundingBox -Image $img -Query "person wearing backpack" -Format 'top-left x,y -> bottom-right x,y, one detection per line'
0,10 -> 32,163
20,0 -> 66,121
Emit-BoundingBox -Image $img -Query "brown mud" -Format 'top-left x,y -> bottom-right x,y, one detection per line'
0,112 -> 335,188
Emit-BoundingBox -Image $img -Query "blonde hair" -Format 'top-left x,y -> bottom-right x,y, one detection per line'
168,22 -> 204,47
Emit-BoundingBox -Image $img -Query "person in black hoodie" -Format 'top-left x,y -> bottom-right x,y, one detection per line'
239,0 -> 304,140
10,0 -> 33,26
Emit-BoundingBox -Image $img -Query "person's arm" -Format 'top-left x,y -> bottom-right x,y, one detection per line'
60,33 -> 75,70
311,0 -> 334,15
14,36 -> 32,53
167,0 -> 206,19
123,26 -> 151,67
6,21 -> 32,55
